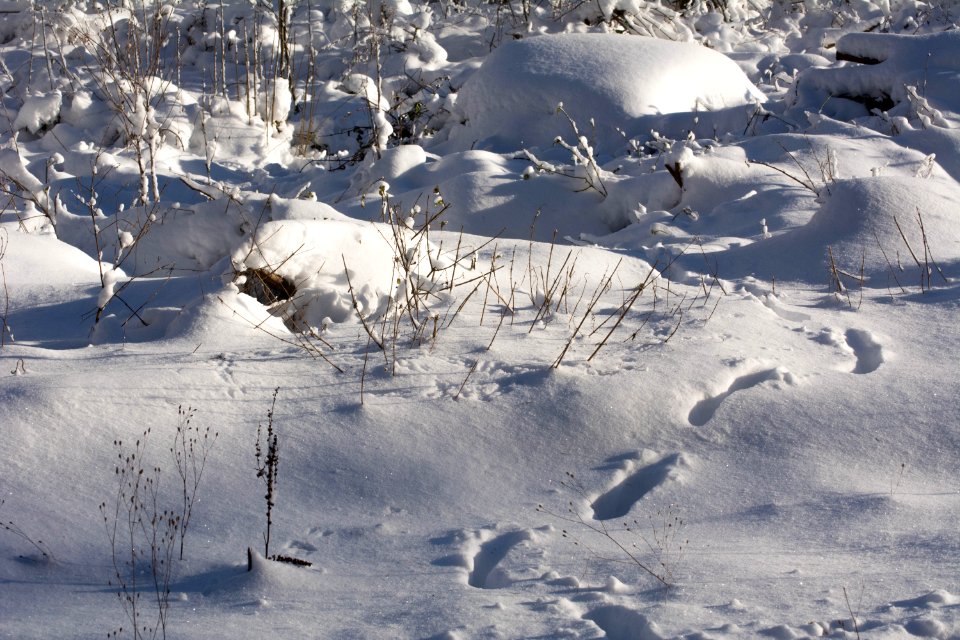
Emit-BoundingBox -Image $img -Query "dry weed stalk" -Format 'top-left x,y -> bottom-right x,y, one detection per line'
0,499 -> 55,561
826,246 -> 864,307
528,241 -> 578,332
0,152 -> 62,227
171,406 -> 218,560
747,140 -> 837,196
71,0 -> 179,205
873,231 -> 907,294
553,259 -> 621,368
825,247 -> 841,302
344,189 -> 501,380
890,462 -> 906,496
254,388 -> 281,559
553,241 -> 701,366
587,260 -> 663,361
0,228 -> 9,348
894,209 -> 948,293
101,429 -> 179,640
522,105 -> 609,198
842,584 -> 864,640
454,305 -> 509,399
216,293 -> 344,372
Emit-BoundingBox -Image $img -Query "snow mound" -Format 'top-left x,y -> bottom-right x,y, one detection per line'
792,30 -> 960,126
453,33 -> 764,153
716,175 -> 960,285
892,589 -> 960,609
583,605 -> 664,640
108,200 -> 250,275
349,144 -> 429,195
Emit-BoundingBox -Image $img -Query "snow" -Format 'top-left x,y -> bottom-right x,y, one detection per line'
2,0 -> 960,638
12,90 -> 62,134
715,174 -> 960,283
791,30 -> 960,126
453,33 -> 765,153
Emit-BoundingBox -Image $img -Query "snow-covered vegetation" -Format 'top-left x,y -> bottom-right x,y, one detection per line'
1,0 -> 960,636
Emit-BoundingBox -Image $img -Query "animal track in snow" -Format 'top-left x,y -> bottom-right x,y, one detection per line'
688,366 -> 795,427
286,539 -> 319,554
418,360 -> 544,401
590,453 -> 682,521
212,352 -> 234,380
467,529 -> 535,589
759,295 -> 810,323
743,283 -> 811,323
844,328 -> 884,374
210,352 -> 246,398
583,605 -> 665,640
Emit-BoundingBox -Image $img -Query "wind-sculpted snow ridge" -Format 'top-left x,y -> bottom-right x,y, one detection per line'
2,0 -> 960,638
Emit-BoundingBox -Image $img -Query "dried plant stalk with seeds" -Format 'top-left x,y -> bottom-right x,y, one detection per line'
255,387 -> 281,559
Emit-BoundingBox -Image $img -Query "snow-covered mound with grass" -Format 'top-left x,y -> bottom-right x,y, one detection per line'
453,32 -> 765,152
718,175 -> 960,283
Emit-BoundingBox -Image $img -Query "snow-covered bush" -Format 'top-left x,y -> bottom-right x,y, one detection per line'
790,30 -> 960,129
65,1 -> 184,204
12,90 -> 62,135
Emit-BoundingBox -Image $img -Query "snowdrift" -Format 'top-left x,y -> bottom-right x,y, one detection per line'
717,175 -> 960,285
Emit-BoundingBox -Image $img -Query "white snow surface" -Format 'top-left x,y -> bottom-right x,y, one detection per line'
1,1 -> 960,639
12,90 -> 62,135
453,33 -> 765,152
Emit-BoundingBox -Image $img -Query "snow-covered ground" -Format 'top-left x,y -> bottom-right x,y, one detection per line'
1,0 -> 960,637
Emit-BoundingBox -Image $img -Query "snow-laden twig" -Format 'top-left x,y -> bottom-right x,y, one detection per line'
522,103 -> 609,198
